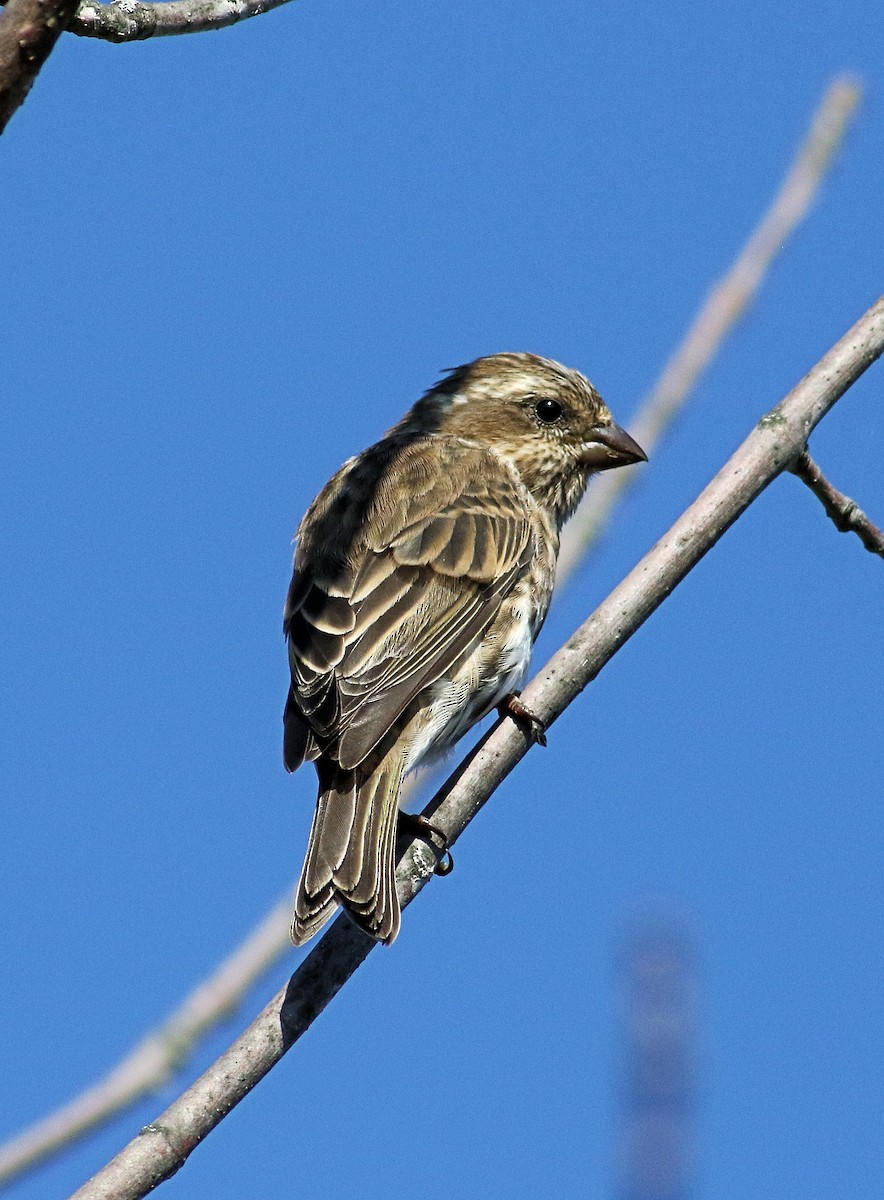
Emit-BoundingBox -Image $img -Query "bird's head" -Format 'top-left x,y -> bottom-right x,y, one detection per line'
392,352 -> 647,527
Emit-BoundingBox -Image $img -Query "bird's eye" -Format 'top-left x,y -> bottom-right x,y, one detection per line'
534,398 -> 564,424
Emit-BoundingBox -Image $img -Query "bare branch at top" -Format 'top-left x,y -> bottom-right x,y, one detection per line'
0,0 -> 298,42
0,0 -> 82,132
70,0 -> 296,42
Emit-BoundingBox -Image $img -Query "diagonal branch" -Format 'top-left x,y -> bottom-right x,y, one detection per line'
0,0 -> 81,132
556,74 -> 861,584
790,448 -> 884,558
67,296 -> 884,1200
0,75 -> 861,1191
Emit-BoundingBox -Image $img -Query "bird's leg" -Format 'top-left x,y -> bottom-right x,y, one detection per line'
397,811 -> 454,876
497,692 -> 548,747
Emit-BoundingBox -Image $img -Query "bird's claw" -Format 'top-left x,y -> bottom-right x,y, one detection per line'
497,692 -> 548,747
398,811 -> 455,876
433,850 -> 454,876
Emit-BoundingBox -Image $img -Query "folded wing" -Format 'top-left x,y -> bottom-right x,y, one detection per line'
284,436 -> 534,772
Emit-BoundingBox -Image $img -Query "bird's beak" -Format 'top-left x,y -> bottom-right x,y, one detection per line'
579,423 -> 648,471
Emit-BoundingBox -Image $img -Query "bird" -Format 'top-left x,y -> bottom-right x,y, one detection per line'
283,352 -> 646,945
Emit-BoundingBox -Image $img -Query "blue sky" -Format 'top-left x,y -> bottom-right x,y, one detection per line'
2,3 -> 883,1197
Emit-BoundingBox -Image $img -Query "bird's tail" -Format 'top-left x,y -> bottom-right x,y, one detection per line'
292,756 -> 405,946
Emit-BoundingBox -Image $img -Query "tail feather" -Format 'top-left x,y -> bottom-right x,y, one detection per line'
373,795 -> 401,942
345,764 -> 397,907
335,763 -> 379,893
303,771 -> 358,894
292,757 -> 405,947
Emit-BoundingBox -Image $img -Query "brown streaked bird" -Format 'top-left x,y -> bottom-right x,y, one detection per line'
283,352 -> 646,945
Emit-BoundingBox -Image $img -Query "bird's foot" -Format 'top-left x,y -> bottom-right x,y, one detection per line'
398,811 -> 454,876
497,692 -> 548,747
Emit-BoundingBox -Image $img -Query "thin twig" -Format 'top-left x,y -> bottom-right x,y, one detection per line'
790,448 -> 884,558
67,296 -> 884,1200
71,0 -> 295,42
0,75 -> 861,1191
556,75 -> 861,585
0,0 -> 299,41
0,0 -> 81,132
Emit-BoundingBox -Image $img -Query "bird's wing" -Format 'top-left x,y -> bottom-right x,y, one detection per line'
284,437 -> 534,771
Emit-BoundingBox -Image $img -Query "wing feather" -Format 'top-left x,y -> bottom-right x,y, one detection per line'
284,436 -> 534,771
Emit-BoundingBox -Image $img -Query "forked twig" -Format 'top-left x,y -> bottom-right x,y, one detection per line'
790,448 -> 884,558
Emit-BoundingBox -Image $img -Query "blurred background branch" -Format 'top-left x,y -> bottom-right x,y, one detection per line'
556,74 -> 860,584
616,919 -> 695,1200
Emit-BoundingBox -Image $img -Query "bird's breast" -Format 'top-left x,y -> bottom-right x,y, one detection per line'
403,561 -> 553,773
